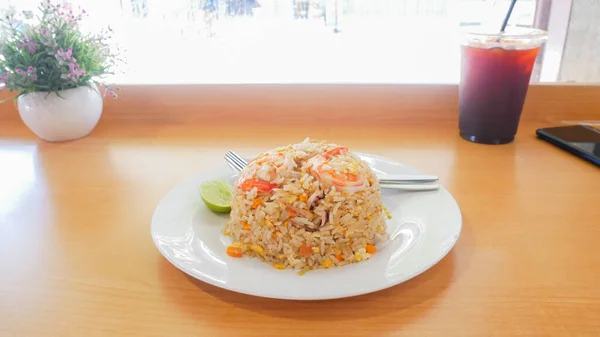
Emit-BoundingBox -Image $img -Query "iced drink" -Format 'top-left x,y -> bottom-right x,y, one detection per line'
459,28 -> 548,144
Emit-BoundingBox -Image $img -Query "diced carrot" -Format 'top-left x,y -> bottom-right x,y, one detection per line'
226,246 -> 243,258
242,222 -> 251,230
365,244 -> 377,254
323,146 -> 349,159
334,252 -> 343,262
299,245 -> 313,256
239,179 -> 278,192
286,207 -> 297,217
252,197 -> 262,209
299,194 -> 308,203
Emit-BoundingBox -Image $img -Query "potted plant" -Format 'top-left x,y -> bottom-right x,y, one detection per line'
0,1 -> 120,142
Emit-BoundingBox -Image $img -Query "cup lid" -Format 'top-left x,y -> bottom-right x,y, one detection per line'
464,26 -> 548,39
462,26 -> 548,48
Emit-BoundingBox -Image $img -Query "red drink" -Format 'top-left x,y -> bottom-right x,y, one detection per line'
459,29 -> 548,144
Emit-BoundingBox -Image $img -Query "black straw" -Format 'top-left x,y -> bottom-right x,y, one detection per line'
500,0 -> 518,32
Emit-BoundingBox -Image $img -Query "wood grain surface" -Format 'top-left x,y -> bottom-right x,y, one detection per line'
2,84 -> 600,124
0,85 -> 599,336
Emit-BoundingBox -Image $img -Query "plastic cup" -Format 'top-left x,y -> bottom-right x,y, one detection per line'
459,27 -> 548,144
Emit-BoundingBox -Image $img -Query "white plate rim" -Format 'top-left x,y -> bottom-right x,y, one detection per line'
151,153 -> 462,300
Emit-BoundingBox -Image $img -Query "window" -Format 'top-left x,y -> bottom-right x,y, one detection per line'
2,0 -> 596,84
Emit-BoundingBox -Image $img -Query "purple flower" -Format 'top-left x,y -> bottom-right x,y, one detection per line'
103,87 -> 118,99
61,62 -> 86,82
56,47 -> 76,65
0,72 -> 10,85
53,2 -> 86,26
12,67 -> 37,83
17,35 -> 38,54
23,67 -> 36,77
40,31 -> 58,49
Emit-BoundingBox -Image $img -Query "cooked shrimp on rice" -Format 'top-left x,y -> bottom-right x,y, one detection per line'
223,138 -> 389,271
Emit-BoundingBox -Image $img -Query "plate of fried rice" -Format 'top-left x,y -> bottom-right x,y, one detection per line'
151,139 -> 462,300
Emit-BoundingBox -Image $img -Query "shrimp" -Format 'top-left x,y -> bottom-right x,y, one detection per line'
238,179 -> 278,192
236,156 -> 279,192
306,146 -> 368,192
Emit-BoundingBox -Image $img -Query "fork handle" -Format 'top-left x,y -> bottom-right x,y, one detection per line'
380,183 -> 439,191
377,174 -> 439,183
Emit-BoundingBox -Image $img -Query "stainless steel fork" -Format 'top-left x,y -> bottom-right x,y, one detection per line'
225,150 -> 440,191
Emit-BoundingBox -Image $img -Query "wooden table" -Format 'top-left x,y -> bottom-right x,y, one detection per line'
1,85 -> 599,336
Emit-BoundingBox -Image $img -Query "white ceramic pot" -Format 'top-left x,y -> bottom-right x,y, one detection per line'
17,84 -> 103,142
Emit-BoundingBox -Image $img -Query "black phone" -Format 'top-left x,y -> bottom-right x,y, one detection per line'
536,125 -> 600,167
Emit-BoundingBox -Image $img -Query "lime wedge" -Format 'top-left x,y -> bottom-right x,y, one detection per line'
200,179 -> 233,213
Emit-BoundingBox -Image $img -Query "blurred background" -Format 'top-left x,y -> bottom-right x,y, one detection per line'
2,0 -> 597,84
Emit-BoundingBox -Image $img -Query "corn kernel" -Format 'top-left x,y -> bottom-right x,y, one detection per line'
265,219 -> 274,228
298,267 -> 310,276
250,244 -> 264,256
274,264 -> 285,270
321,260 -> 332,268
382,205 -> 392,219
299,194 -> 308,202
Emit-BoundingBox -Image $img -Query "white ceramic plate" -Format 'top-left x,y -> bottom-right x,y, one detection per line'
151,153 -> 462,300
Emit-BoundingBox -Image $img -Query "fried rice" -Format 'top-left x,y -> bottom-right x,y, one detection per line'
222,138 -> 388,272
